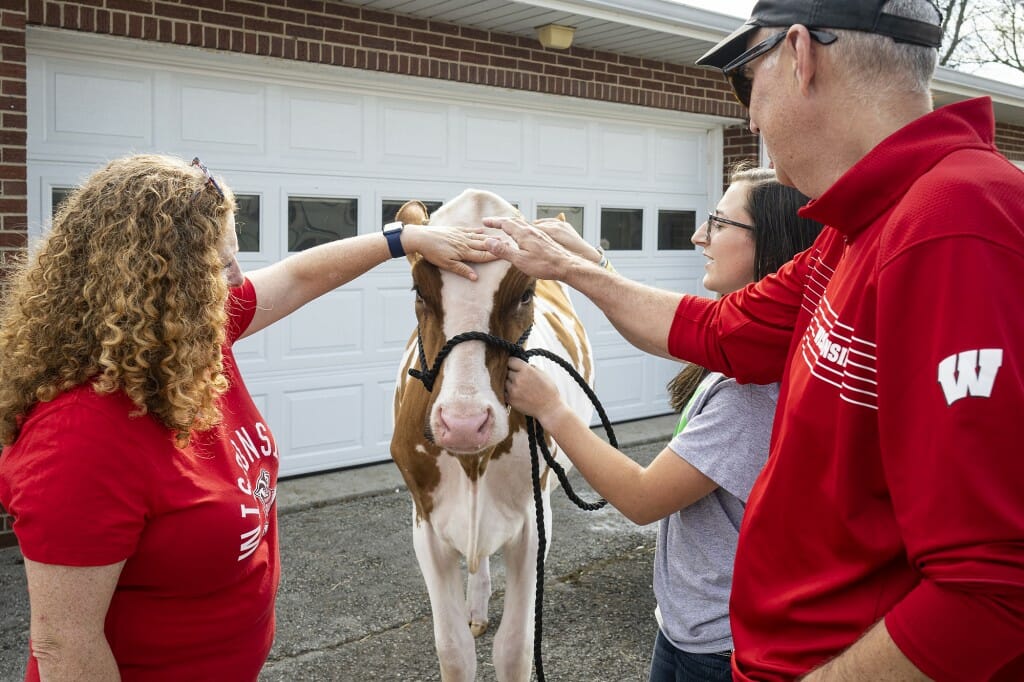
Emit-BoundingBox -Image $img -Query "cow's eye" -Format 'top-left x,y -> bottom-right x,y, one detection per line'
519,288 -> 534,305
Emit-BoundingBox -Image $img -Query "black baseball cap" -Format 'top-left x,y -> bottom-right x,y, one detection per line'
696,0 -> 943,69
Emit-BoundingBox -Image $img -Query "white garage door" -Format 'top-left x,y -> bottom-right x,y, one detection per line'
26,28 -> 723,477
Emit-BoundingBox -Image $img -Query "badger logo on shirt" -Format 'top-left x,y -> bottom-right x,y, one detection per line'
238,469 -> 276,561
252,468 -> 276,517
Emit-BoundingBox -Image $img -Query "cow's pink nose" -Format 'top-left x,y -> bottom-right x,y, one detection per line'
437,407 -> 493,453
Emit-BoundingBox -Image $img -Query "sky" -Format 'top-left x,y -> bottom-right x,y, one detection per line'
669,0 -> 1024,87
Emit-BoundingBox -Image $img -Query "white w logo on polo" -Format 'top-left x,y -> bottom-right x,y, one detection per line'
937,348 -> 1004,406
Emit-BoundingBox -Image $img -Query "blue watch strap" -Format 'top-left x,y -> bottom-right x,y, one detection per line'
382,222 -> 405,258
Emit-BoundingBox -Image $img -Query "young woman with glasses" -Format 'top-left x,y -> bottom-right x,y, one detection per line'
505,166 -> 823,681
0,153 -> 492,681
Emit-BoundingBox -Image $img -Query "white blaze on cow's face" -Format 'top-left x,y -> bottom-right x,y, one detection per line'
430,257 -> 515,453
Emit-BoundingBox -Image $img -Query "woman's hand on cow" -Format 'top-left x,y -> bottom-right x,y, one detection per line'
403,225 -> 497,281
505,357 -> 565,422
481,216 -> 580,281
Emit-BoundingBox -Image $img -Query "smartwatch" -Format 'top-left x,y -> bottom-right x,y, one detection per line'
382,221 -> 405,258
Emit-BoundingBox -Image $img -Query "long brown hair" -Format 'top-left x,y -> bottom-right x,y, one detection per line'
667,165 -> 823,411
0,154 -> 237,446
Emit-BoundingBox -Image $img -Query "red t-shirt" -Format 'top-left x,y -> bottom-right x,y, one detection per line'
0,279 -> 279,681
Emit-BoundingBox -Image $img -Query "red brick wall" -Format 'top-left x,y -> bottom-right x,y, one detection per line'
0,2 -> 27,550
0,2 -> 27,285
722,124 -> 760,189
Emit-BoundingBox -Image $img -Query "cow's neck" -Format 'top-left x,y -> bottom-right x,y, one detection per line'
454,449 -> 493,481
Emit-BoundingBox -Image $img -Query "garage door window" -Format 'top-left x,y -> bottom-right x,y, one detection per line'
381,199 -> 443,227
536,204 -> 584,235
657,210 -> 697,251
235,194 -> 260,252
600,207 -> 643,250
288,197 -> 357,252
51,187 -> 72,216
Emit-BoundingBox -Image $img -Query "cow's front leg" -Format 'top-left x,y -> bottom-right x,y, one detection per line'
467,555 -> 491,637
413,515 -> 476,681
492,498 -> 552,682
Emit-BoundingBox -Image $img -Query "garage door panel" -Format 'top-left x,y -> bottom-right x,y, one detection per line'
377,285 -> 419,351
285,94 -> 364,157
55,72 -> 151,141
27,34 -> 718,475
177,80 -> 265,152
655,131 -> 705,192
234,328 -> 272,366
535,118 -> 588,174
285,384 -> 364,451
597,124 -> 648,178
575,301 -> 624,351
461,111 -> 524,171
374,378 -> 400,451
380,100 -> 448,166
284,290 -> 362,358
647,356 -> 678,408
592,355 -> 647,411
31,57 -> 153,150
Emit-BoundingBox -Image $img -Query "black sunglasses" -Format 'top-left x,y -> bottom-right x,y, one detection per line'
707,212 -> 754,238
723,28 -> 838,108
190,156 -> 225,200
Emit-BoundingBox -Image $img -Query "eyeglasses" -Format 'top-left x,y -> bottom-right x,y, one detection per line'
723,28 -> 838,108
190,157 -> 225,200
706,212 -> 754,239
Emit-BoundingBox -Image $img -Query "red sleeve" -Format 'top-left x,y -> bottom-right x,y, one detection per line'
668,237 -> 827,384
3,396 -> 155,566
225,278 -> 257,344
878,235 -> 1024,679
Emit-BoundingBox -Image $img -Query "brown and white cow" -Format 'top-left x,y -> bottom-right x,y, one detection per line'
390,189 -> 594,681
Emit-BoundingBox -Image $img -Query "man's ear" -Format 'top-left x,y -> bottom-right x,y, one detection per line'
788,25 -> 818,98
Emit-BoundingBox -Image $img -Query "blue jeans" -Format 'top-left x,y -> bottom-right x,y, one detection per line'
648,630 -> 733,682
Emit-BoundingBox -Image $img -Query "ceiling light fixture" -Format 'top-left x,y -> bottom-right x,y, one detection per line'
536,23 -> 576,50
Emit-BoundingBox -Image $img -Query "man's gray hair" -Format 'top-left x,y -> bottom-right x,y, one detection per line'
829,0 -> 941,95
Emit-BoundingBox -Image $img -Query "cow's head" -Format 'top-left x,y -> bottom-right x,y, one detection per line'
399,190 -> 534,457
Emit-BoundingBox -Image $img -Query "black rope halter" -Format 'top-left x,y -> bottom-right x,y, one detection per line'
408,327 -> 617,682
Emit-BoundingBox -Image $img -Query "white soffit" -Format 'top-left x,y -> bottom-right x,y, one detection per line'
347,0 -> 1024,125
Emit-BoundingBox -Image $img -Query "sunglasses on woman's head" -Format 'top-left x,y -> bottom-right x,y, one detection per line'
190,157 -> 225,200
723,28 -> 838,108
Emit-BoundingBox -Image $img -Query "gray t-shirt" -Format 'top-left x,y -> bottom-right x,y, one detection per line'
653,372 -> 779,654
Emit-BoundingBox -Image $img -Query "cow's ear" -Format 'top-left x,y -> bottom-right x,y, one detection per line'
396,200 -> 430,226
406,251 -> 424,267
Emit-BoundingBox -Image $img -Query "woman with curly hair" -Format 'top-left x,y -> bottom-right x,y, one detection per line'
0,153 -> 490,681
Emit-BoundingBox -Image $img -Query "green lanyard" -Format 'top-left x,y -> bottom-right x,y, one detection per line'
673,375 -> 714,437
